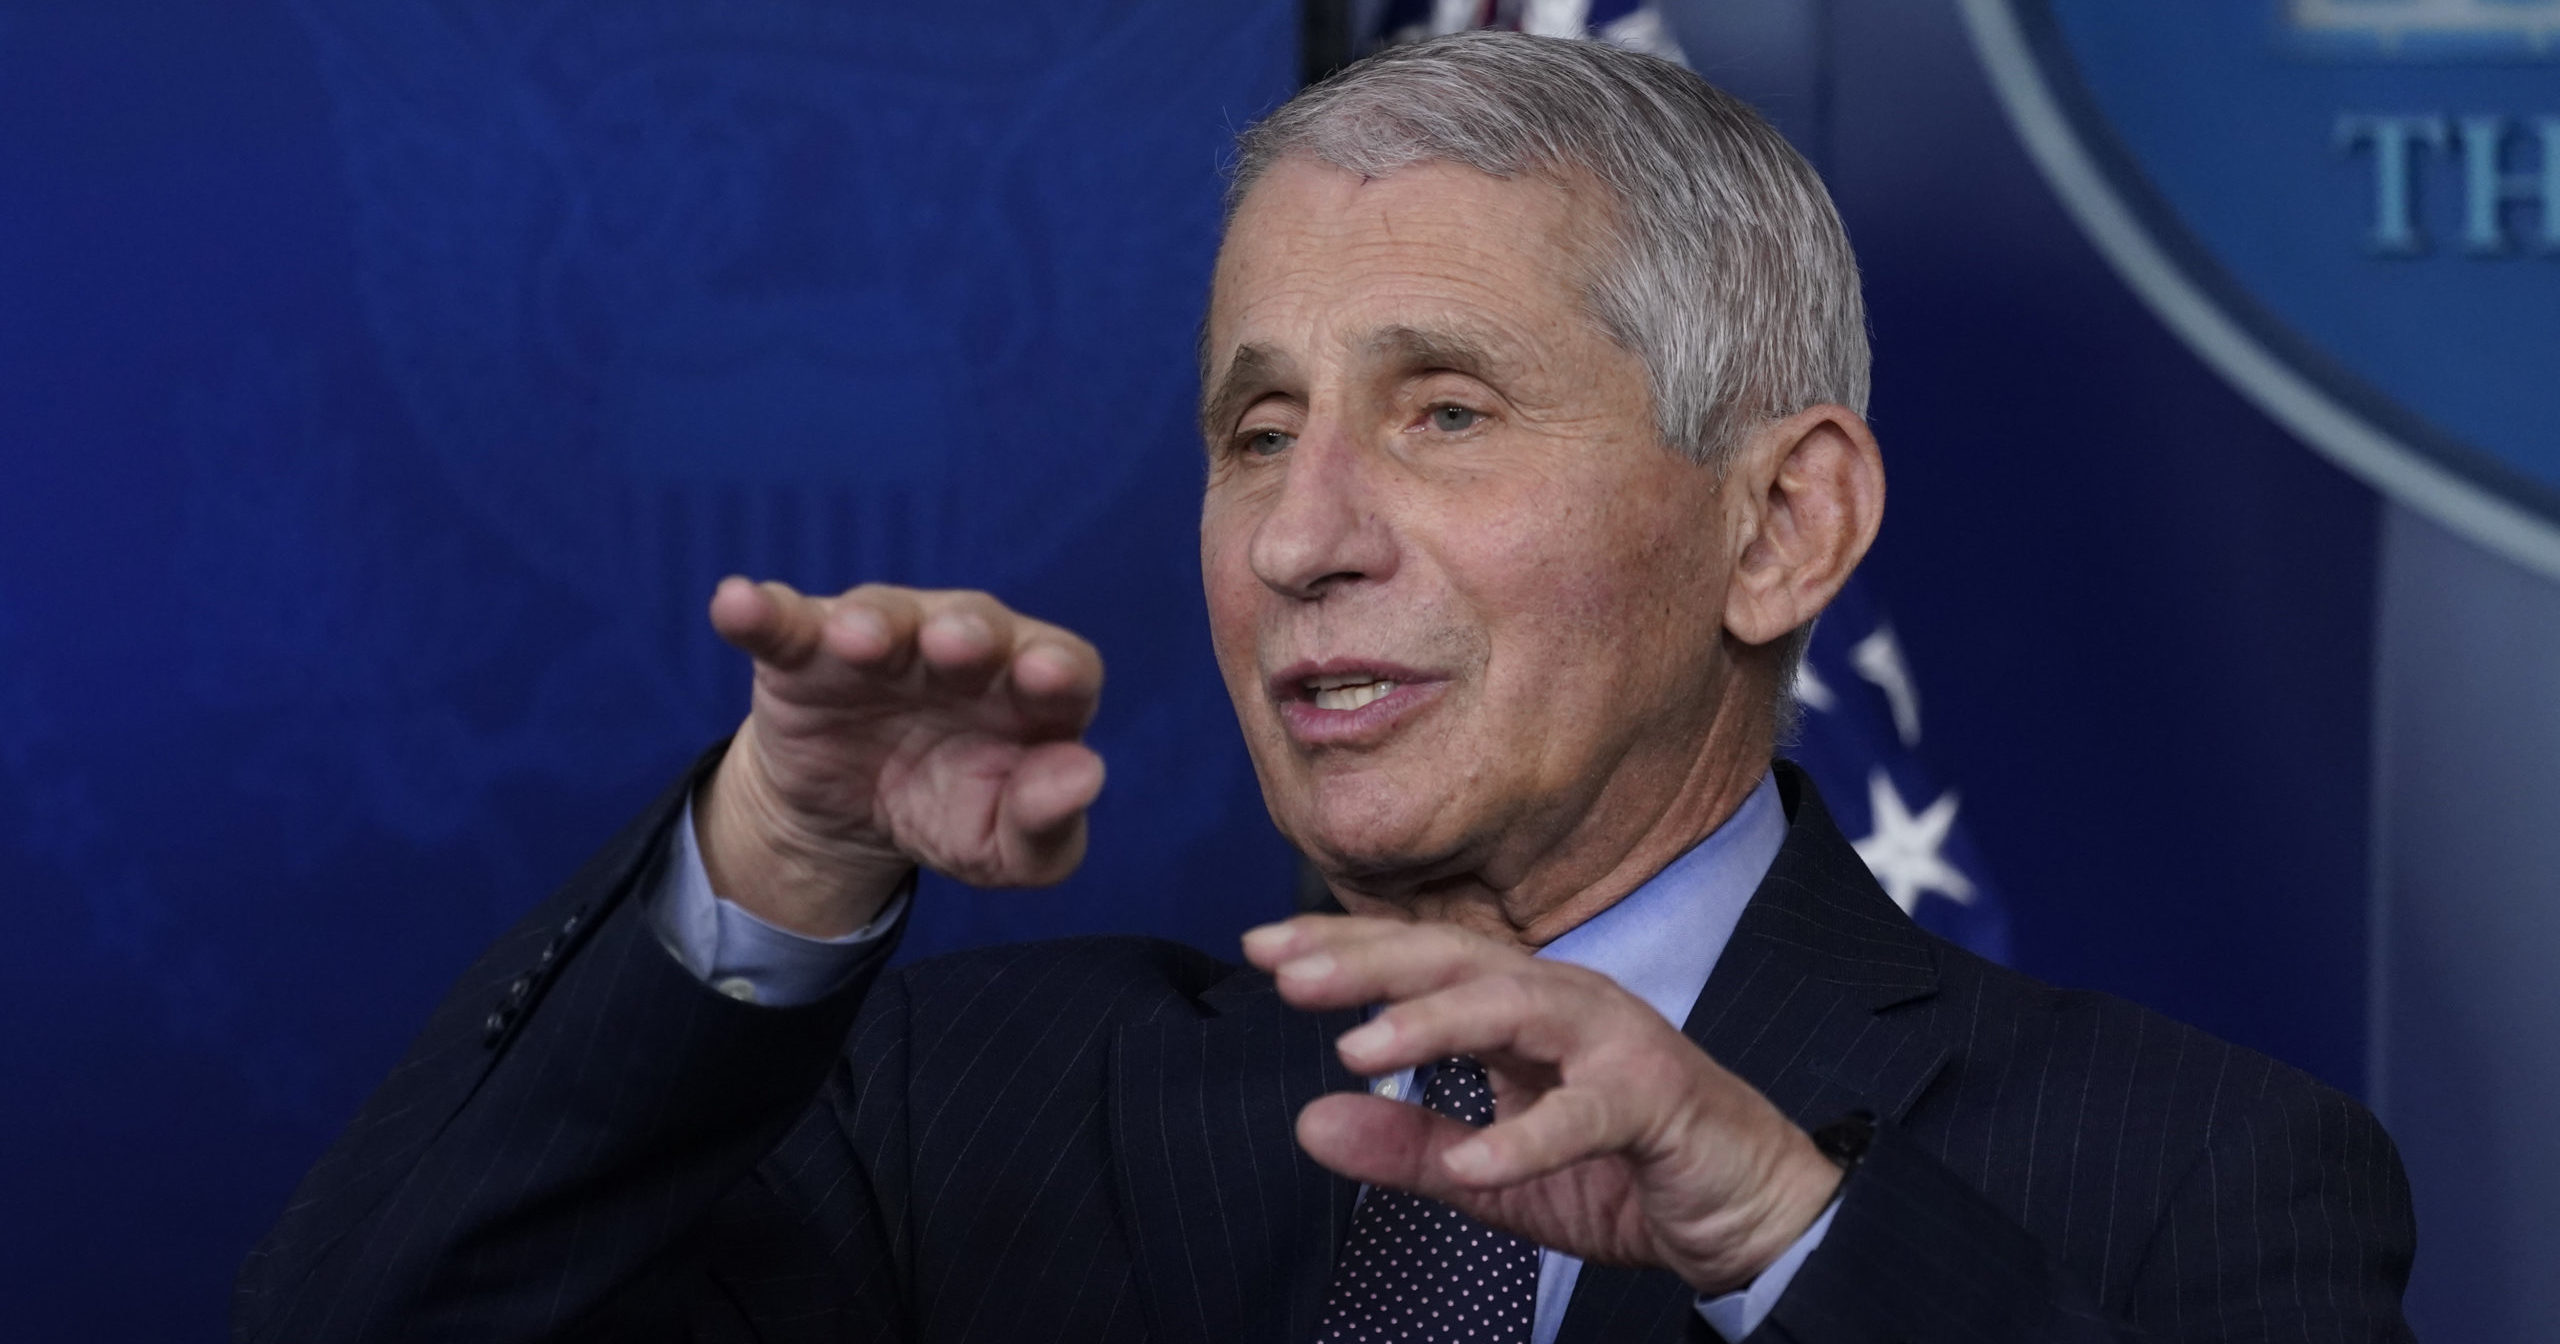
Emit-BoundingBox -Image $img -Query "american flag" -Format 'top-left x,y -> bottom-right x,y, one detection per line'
1362,0 -> 1686,60
1787,579 -> 2012,963
1353,1 -> 2014,964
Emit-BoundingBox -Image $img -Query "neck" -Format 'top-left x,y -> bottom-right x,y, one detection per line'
1330,685 -> 1777,951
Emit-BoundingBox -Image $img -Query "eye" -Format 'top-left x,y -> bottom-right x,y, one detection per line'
1241,428 -> 1294,457
1427,404 -> 1482,433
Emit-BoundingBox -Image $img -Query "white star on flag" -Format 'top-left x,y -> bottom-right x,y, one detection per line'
1851,624 -> 1923,747
1853,768 -> 1976,913
1792,655 -> 1837,713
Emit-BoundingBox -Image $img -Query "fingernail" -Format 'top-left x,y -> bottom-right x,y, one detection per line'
1242,924 -> 1292,958
833,607 -> 889,652
1445,1139 -> 1494,1180
1018,645 -> 1073,684
1338,1019 -> 1392,1058
1277,953 -> 1334,985
941,612 -> 990,645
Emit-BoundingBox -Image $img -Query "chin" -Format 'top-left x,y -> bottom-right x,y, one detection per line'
1279,778 -> 1465,885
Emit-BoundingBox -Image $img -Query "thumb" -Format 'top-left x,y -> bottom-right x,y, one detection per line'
992,742 -> 1105,885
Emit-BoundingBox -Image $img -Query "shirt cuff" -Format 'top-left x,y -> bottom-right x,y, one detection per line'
644,794 -> 909,1007
1695,1194 -> 1841,1341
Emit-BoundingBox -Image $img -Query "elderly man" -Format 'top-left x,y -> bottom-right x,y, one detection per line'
237,32 -> 2413,1344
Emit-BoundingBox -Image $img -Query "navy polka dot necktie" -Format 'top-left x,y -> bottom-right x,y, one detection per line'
1315,1056 -> 1539,1343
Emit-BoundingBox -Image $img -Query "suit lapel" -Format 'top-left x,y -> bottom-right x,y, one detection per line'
1104,768 -> 1953,1344
1556,764 -> 1953,1344
1108,968 -> 1363,1344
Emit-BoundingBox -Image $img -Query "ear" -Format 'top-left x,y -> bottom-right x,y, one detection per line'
1721,404 -> 1885,648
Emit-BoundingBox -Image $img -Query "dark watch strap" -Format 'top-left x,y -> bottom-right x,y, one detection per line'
1811,1109 -> 1877,1173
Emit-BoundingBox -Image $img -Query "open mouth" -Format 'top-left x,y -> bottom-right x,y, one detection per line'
1302,672 -> 1399,712
1267,660 -> 1442,745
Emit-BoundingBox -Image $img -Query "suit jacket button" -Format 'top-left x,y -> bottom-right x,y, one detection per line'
504,973 -> 534,1006
482,1010 -> 510,1042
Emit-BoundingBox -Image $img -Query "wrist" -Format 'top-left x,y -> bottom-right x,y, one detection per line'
697,742 -> 913,938
1679,1122 -> 1846,1296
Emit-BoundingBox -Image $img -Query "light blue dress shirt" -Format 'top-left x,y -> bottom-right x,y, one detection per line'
646,772 -> 1835,1342
650,803 -> 907,1002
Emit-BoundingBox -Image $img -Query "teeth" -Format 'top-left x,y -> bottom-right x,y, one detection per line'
1311,680 -> 1395,711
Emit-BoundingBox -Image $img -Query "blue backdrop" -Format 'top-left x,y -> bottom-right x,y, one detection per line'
0,1 -> 2507,1338
1,3 -> 1301,1336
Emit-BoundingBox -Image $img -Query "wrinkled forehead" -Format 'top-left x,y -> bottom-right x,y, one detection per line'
1199,155 -> 1614,389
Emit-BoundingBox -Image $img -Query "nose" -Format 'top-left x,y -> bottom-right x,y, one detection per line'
1247,423 -> 1397,601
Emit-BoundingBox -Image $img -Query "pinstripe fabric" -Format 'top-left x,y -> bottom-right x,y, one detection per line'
1555,777 -> 2416,1344
237,760 -> 2414,1343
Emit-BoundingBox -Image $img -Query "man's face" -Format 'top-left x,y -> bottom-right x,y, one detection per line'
1200,156 -> 1751,902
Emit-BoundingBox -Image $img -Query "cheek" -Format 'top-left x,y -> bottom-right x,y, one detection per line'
1463,492 -> 1644,634
1199,514 -> 1265,686
1466,498 -> 1716,701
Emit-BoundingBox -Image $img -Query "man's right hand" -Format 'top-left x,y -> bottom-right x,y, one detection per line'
694,578 -> 1107,938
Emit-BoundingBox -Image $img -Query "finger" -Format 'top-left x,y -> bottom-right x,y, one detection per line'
817,585 -> 925,677
1244,916 -> 1467,1010
985,742 -> 1102,886
1006,740 -> 1106,835
710,577 -> 828,669
1238,912 -> 1440,972
1294,1092 -> 1484,1198
915,591 -> 1015,696
1263,919 -> 1522,1013
1438,1085 -> 1626,1189
1330,971 -> 1602,1078
1004,629 -> 1105,733
1301,1082 -> 1640,1203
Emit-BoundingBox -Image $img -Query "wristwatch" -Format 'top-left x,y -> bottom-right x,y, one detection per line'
1810,1109 -> 1876,1174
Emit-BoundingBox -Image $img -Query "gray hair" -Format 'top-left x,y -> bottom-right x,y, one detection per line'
1225,29 -> 1870,468
1222,30 -> 1866,738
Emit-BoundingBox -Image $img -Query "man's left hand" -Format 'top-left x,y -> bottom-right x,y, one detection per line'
1242,915 -> 1844,1296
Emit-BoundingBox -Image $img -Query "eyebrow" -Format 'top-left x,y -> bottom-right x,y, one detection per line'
1360,323 -> 1511,383
1199,342 -> 1294,444
1196,322 -> 1521,445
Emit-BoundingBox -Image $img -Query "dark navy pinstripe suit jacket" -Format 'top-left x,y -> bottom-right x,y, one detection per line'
237,761 -> 2416,1342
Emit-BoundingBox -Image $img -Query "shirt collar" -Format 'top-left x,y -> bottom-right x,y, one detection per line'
1532,771 -> 1786,1030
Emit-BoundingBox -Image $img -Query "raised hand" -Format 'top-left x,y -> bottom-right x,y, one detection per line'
1242,915 -> 1844,1295
693,578 -> 1106,937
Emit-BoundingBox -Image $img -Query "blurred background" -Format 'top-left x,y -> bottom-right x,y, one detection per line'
1,1 -> 2552,1338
